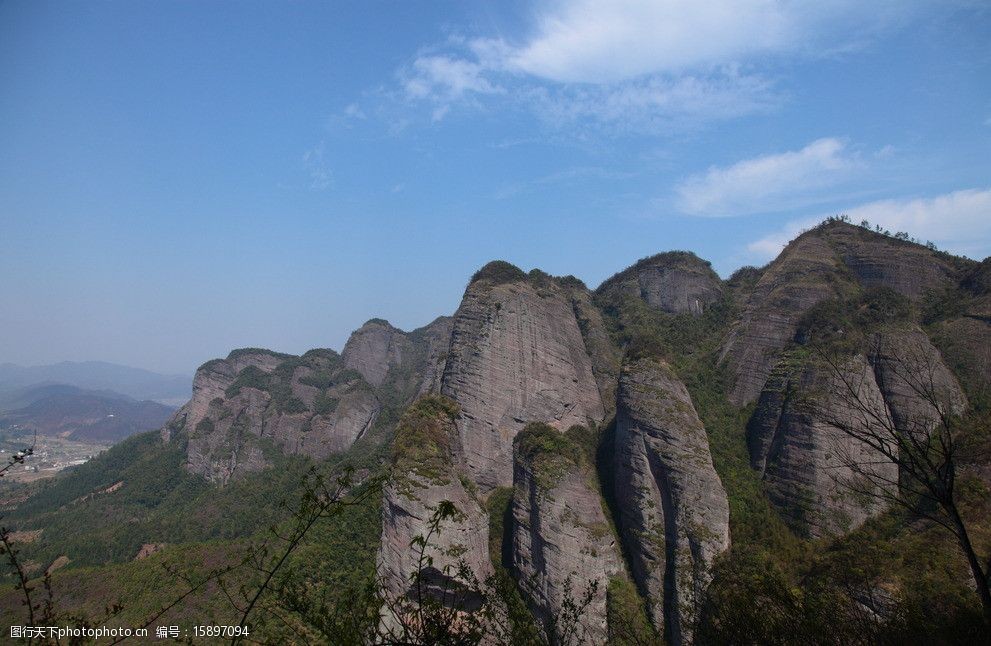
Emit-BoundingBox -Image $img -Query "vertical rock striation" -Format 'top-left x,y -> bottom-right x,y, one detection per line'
341,319 -> 408,387
441,263 -> 605,491
719,233 -> 846,406
168,348 -> 379,483
511,423 -> 621,645
720,221 -> 971,406
747,328 -> 967,538
342,316 -> 455,397
870,329 -> 968,434
747,353 -> 896,538
377,396 -> 493,628
614,358 -> 730,645
596,252 -> 724,316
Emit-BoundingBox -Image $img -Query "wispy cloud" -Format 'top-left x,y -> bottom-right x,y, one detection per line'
401,54 -> 504,121
522,67 -> 780,133
303,142 -> 331,191
492,166 -> 638,200
344,103 -> 366,120
675,138 -> 862,216
496,0 -> 820,83
393,0 -> 919,130
747,188 -> 991,260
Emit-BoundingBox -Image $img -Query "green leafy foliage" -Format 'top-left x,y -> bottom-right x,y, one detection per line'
390,395 -> 460,484
2,430 -> 322,569
796,287 -> 915,353
470,260 -> 528,286
606,577 -> 657,645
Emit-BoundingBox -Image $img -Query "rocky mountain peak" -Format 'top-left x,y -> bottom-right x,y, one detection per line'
511,422 -> 622,644
614,357 -> 730,645
378,395 -> 493,627
720,221 -> 976,406
441,264 -> 606,491
597,250 -> 724,315
341,318 -> 407,387
468,259 -> 529,286
167,346 -> 379,483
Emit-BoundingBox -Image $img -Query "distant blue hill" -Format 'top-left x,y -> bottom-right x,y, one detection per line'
0,361 -> 190,406
0,384 -> 176,444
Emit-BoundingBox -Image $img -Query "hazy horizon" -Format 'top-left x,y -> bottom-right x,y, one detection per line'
3,1 -> 990,374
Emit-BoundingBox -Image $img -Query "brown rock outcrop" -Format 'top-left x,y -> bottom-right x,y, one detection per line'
614,358 -> 730,645
441,264 -> 605,491
377,396 -> 493,627
597,252 -> 724,316
825,223 -> 963,299
168,348 -> 379,483
341,319 -> 408,387
511,423 -> 622,644
747,353 -> 896,538
747,328 -> 966,538
720,222 -> 971,406
342,316 -> 454,398
719,233 -> 846,406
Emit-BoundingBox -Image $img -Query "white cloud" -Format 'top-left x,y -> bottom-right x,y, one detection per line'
402,55 -> 502,119
404,55 -> 500,99
468,0 -> 914,84
747,216 -> 820,258
344,103 -> 366,120
303,142 -> 331,191
675,138 -> 861,216
393,1 -> 928,130
525,68 -> 779,131
503,0 -> 799,83
747,188 -> 991,260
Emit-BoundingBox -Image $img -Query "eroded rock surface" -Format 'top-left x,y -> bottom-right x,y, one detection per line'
597,252 -> 723,316
747,328 -> 966,538
441,264 -> 605,490
870,329 -> 968,433
563,279 -> 623,415
826,224 -> 963,299
377,396 -> 493,628
511,423 -> 621,644
747,353 -> 896,538
342,316 -> 454,396
614,358 -> 730,645
167,348 -> 379,483
719,233 -> 845,406
342,319 -> 408,387
720,222 -> 972,406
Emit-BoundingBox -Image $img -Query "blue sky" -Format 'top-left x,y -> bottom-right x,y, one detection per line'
1,0 -> 989,376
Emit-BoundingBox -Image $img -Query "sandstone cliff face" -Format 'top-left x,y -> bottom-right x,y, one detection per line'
510,424 -> 621,645
168,348 -> 379,483
870,329 -> 968,433
341,319 -> 408,387
929,257 -> 991,402
614,358 -> 730,646
747,353 -> 896,538
824,224 -> 962,299
404,316 -> 455,398
377,397 -> 493,625
719,233 -> 846,406
562,279 -> 623,415
172,316 -> 457,484
441,265 -> 605,491
720,222 -> 971,406
747,328 -> 966,538
597,252 -> 723,316
342,316 -> 454,397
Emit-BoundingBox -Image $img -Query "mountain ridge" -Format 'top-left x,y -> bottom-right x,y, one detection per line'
2,219 -> 988,644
